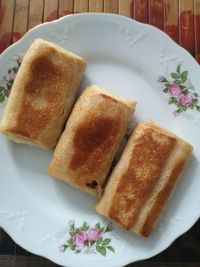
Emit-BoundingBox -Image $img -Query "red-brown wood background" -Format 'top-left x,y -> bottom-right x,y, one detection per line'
0,0 -> 200,63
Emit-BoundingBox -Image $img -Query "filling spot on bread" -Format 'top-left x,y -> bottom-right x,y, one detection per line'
86,180 -> 98,189
69,116 -> 120,176
108,128 -> 176,230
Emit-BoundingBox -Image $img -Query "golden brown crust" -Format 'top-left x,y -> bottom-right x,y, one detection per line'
48,85 -> 136,196
10,53 -> 65,139
139,159 -> 185,237
69,116 -> 120,172
108,128 -> 176,229
0,38 -> 86,149
95,120 -> 193,236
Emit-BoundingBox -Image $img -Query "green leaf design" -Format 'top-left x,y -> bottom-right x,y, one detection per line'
96,246 -> 106,256
81,221 -> 89,231
100,227 -> 105,232
192,99 -> 198,104
96,246 -> 102,254
162,78 -> 168,82
95,223 -> 101,230
171,73 -> 179,79
63,244 -> 69,251
168,97 -> 177,104
101,246 -> 106,256
176,108 -> 182,114
67,238 -> 73,244
106,246 -> 115,253
104,224 -> 113,232
161,77 -> 168,83
6,83 -> 12,90
181,71 -> 188,82
102,238 -> 111,246
12,66 -> 18,72
174,80 -> 182,84
162,88 -> 168,93
70,224 -> 75,231
70,245 -> 76,251
17,59 -> 21,66
0,93 -> 5,103
96,237 -> 102,245
89,241 -> 95,247
0,86 -> 4,92
69,231 -> 75,237
163,82 -> 169,87
158,64 -> 200,114
189,103 -> 195,109
60,220 -> 116,256
3,89 -> 9,97
177,64 -> 181,74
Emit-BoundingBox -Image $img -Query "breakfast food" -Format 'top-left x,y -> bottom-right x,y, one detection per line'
0,38 -> 86,149
48,85 -> 136,197
96,120 -> 193,237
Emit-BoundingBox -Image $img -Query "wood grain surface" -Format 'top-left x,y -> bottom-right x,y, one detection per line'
119,0 -> 133,17
12,0 -> 29,43
179,0 -> 195,57
43,0 -> 59,22
74,0 -> 89,12
28,0 -> 44,30
104,0 -> 118,13
0,0 -> 199,61
89,0 -> 103,12
134,0 -> 149,23
194,0 -> 200,63
0,0 -> 15,53
164,0 -> 179,43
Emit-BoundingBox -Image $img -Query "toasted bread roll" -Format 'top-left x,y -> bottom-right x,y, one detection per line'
0,38 -> 86,149
48,85 -> 136,197
96,120 -> 193,237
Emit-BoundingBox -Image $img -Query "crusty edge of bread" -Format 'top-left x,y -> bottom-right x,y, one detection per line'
96,120 -> 193,237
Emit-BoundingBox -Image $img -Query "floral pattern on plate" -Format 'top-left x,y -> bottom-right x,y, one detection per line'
158,64 -> 200,115
59,220 -> 115,256
0,58 -> 21,103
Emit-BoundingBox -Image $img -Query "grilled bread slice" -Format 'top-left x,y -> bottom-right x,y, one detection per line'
48,85 -> 136,197
96,120 -> 193,237
0,38 -> 86,149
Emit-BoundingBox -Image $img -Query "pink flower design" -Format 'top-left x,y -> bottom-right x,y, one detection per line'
179,93 -> 193,106
9,71 -> 17,81
87,227 -> 102,241
168,83 -> 182,97
72,231 -> 88,248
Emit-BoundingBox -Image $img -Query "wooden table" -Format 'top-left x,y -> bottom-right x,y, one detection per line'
0,0 -> 200,266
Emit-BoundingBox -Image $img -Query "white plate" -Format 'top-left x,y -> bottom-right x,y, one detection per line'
0,13 -> 200,267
